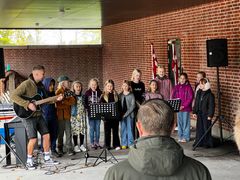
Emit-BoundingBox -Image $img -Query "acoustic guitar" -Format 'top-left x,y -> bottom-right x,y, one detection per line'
13,91 -> 74,119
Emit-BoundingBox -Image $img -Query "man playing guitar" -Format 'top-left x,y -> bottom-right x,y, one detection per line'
11,65 -> 63,170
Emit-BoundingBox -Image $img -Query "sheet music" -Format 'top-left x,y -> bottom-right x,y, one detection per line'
90,102 -> 117,119
167,98 -> 181,112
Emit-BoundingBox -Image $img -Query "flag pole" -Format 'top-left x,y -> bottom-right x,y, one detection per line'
151,43 -> 154,79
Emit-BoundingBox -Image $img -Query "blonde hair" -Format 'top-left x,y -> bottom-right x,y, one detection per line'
57,81 -> 64,89
121,80 -> 132,93
131,68 -> 142,81
157,65 -> 165,70
103,79 -> 115,94
88,78 -> 99,89
101,79 -> 118,102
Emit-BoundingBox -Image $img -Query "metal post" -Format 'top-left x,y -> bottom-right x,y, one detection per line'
216,67 -> 223,143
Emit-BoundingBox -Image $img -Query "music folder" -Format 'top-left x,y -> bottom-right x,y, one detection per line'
167,98 -> 181,112
89,102 -> 117,120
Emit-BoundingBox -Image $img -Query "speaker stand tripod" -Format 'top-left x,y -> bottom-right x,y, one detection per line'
0,135 -> 27,169
193,67 -> 233,150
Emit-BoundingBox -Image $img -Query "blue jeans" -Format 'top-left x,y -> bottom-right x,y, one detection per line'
89,119 -> 101,144
121,116 -> 134,146
177,112 -> 190,141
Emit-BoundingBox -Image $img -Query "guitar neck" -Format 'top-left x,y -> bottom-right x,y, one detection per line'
35,96 -> 58,105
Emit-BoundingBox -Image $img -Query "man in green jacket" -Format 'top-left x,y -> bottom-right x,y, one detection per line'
11,65 -> 62,170
104,99 -> 212,180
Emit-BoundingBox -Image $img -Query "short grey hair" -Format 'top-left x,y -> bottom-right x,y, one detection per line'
137,99 -> 174,136
32,65 -> 45,71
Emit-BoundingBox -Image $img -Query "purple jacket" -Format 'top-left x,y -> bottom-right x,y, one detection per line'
172,82 -> 194,112
84,88 -> 102,111
155,75 -> 172,100
144,92 -> 163,101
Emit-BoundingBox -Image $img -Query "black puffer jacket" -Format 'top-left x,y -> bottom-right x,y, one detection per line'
193,89 -> 215,118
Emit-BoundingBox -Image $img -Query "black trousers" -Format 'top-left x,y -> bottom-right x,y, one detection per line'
73,134 -> 84,146
133,108 -> 139,140
104,119 -> 120,148
195,113 -> 213,147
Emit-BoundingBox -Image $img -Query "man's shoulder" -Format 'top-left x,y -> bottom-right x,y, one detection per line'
20,79 -> 31,85
104,160 -> 134,179
182,156 -> 210,174
15,79 -> 33,90
104,156 -> 211,180
109,159 -> 130,169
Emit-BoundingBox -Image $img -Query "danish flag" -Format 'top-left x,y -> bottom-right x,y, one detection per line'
151,43 -> 158,79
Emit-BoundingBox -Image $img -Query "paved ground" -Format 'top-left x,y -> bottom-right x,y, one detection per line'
0,130 -> 240,180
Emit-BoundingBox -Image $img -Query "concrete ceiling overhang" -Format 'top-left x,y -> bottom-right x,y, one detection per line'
0,0 -> 220,29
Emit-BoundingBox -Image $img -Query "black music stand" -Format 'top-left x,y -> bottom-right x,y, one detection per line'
89,102 -> 118,166
71,109 -> 99,166
83,109 -> 91,166
167,98 -> 181,112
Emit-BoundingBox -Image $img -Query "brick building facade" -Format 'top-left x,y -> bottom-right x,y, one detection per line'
1,45 -> 102,93
102,0 -> 240,134
1,0 -> 239,135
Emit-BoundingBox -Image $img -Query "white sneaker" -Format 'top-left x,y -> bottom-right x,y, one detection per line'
74,145 -> 81,153
26,161 -> 36,170
80,145 -> 86,152
115,147 -> 121,151
44,158 -> 60,165
175,127 -> 178,131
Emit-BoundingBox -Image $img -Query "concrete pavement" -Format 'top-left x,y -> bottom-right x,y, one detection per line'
0,130 -> 240,180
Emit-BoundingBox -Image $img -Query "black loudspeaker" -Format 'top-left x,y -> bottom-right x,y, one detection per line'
207,39 -> 228,67
0,48 -> 5,78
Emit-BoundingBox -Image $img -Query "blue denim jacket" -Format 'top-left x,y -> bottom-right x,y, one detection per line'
71,95 -> 85,116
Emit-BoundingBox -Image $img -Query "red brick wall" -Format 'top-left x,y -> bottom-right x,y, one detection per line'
102,0 -> 240,130
3,46 -> 103,91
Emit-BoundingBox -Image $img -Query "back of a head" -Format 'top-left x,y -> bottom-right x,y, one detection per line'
198,71 -> 206,78
234,105 -> 240,151
137,99 -> 174,136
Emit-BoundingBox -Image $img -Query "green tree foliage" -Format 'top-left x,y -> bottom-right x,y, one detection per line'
0,30 -> 30,45
0,30 -> 14,45
0,29 -> 101,45
14,30 -> 31,45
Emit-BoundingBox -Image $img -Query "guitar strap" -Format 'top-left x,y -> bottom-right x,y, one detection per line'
37,82 -> 47,99
29,74 -> 47,98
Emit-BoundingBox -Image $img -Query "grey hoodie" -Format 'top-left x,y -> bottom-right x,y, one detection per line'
104,136 -> 211,180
